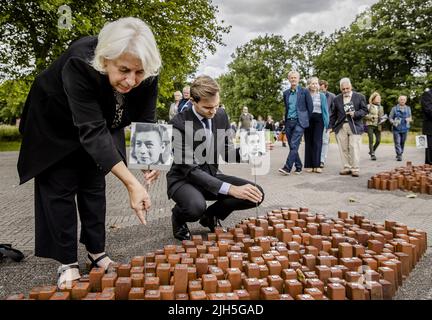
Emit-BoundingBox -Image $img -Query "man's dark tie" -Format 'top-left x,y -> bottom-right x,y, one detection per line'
202,118 -> 210,130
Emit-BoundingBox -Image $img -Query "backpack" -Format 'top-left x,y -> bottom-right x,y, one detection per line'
0,244 -> 24,262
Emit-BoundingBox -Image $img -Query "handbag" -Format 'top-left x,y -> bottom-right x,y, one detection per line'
0,244 -> 24,262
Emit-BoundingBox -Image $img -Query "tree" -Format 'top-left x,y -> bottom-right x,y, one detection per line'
315,0 -> 432,127
0,78 -> 32,124
285,31 -> 328,82
0,0 -> 230,121
218,34 -> 289,122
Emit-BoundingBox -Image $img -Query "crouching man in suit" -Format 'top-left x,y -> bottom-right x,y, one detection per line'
167,75 -> 264,241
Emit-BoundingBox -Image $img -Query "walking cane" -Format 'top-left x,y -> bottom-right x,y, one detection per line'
349,112 -> 358,135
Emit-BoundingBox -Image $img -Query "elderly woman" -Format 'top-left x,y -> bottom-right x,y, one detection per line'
389,95 -> 413,161
17,17 -> 162,288
304,77 -> 329,173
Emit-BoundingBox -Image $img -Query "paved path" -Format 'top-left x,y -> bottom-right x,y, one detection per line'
0,141 -> 431,299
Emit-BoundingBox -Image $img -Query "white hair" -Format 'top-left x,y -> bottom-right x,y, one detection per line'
91,17 -> 161,80
340,77 -> 352,87
288,70 -> 300,78
307,76 -> 319,86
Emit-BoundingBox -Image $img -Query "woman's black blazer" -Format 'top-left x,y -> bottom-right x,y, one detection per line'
17,36 -> 158,184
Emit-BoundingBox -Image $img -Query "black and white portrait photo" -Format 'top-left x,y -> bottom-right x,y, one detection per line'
240,130 -> 266,162
129,123 -> 173,169
416,135 -> 428,149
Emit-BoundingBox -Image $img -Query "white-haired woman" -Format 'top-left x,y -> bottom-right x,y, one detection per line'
17,17 -> 162,288
304,77 -> 329,173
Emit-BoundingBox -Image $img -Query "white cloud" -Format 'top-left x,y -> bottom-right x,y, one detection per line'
197,0 -> 379,78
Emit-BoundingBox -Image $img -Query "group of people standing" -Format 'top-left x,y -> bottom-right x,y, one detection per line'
277,70 -> 430,178
364,93 -> 414,162
277,71 -> 338,176
168,85 -> 193,120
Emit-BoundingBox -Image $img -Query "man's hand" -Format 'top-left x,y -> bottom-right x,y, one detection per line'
128,182 -> 151,225
142,170 -> 160,186
228,184 -> 263,203
347,111 -> 355,118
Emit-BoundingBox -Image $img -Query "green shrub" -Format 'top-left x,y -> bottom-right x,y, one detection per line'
0,125 -> 21,141
0,78 -> 32,124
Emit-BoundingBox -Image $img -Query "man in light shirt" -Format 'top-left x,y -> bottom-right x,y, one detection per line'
329,78 -> 368,177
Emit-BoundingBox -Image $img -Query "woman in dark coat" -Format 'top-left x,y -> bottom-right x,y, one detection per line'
17,17 -> 162,288
304,77 -> 329,173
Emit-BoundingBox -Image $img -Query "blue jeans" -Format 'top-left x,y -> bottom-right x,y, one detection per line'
393,131 -> 408,156
283,120 -> 304,171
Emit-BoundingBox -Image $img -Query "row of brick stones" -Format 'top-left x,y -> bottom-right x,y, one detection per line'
368,162 -> 432,194
5,207 -> 427,300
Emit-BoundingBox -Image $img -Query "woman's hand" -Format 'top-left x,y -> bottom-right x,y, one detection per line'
142,170 -> 160,186
111,161 -> 152,225
128,182 -> 151,225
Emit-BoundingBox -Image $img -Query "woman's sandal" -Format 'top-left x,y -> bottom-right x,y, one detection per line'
86,253 -> 115,272
57,264 -> 81,290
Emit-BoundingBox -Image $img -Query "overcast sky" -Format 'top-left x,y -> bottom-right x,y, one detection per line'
197,0 -> 379,78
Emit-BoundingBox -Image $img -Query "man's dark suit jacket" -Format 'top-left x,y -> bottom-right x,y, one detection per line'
166,107 -> 240,199
282,86 -> 313,129
17,36 -> 158,184
421,90 -> 432,135
330,91 -> 368,135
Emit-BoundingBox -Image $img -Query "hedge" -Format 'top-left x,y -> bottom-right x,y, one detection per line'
0,125 -> 21,142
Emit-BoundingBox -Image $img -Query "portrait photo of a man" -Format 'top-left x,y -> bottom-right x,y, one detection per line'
416,135 -> 428,149
129,123 -> 173,169
240,130 -> 266,161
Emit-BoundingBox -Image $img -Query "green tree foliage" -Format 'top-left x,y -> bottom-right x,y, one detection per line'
218,35 -> 289,122
0,78 -> 32,124
285,31 -> 327,83
0,0 -> 229,121
315,0 -> 432,127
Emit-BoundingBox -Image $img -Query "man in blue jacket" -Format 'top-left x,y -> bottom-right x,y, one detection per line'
278,71 -> 313,175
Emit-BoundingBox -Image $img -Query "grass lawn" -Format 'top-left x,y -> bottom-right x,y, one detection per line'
0,131 -> 420,152
0,140 -> 130,152
0,141 -> 21,152
329,130 -> 418,147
